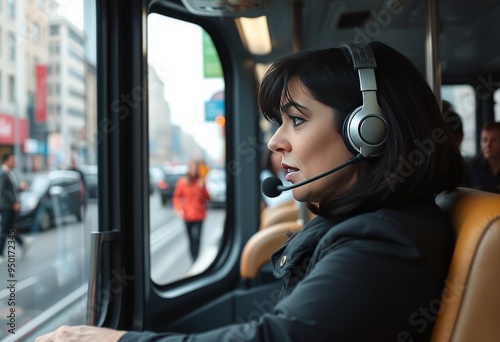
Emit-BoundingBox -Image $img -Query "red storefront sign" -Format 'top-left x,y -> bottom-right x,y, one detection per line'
35,65 -> 48,122
0,113 -> 29,145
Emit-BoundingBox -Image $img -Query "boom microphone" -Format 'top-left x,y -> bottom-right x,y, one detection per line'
261,154 -> 364,198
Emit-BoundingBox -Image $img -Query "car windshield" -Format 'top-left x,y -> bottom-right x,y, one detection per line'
83,173 -> 97,182
150,167 -> 164,178
80,165 -> 98,174
165,165 -> 188,175
29,175 -> 50,195
207,169 -> 225,183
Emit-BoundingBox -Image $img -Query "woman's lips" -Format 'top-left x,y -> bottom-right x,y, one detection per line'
282,163 -> 299,182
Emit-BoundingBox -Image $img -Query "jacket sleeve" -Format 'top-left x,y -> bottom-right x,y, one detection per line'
0,172 -> 16,204
201,180 -> 210,202
172,178 -> 185,218
119,226 -> 442,342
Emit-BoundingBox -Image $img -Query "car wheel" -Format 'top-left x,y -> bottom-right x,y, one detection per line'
38,209 -> 52,231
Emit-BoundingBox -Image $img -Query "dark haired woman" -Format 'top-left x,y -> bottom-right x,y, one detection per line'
36,41 -> 465,342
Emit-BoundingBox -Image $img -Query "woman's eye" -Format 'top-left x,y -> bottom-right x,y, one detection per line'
292,116 -> 305,126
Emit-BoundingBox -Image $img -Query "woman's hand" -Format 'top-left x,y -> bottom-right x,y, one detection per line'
35,325 -> 127,342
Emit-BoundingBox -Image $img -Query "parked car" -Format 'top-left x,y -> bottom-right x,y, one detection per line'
149,166 -> 166,195
158,164 -> 188,206
15,170 -> 84,232
206,168 -> 226,207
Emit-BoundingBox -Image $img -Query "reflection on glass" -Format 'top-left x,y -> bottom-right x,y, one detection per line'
148,14 -> 226,285
0,1 -> 94,339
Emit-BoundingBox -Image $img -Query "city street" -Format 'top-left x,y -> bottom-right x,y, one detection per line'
0,192 -> 225,339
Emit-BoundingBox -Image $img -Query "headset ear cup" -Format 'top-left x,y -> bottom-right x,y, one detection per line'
340,43 -> 387,158
342,107 -> 388,158
342,108 -> 362,155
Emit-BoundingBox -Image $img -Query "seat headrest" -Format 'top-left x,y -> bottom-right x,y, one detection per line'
240,221 -> 302,279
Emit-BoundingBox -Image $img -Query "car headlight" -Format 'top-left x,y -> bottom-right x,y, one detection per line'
21,196 -> 38,212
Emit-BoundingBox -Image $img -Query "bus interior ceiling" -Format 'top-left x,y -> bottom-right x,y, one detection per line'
155,0 -> 500,82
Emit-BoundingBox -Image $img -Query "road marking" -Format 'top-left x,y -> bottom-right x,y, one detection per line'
150,237 -> 190,283
149,218 -> 184,247
0,276 -> 38,300
1,284 -> 87,342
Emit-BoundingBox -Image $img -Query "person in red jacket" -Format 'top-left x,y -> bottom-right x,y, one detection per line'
172,160 -> 211,261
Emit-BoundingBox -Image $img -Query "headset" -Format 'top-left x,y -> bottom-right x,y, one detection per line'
340,43 -> 387,158
262,43 -> 389,198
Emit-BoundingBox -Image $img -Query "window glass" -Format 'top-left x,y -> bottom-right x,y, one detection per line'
8,33 -> 16,60
147,14 -> 226,285
441,85 -> 476,157
0,1 -> 95,340
8,0 -> 15,19
494,89 -> 500,122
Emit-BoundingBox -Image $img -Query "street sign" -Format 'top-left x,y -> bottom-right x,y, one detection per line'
205,100 -> 224,121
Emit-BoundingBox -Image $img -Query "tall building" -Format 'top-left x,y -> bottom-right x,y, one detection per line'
46,16 -> 86,167
149,65 -> 173,165
0,0 -> 29,164
25,0 -> 59,170
0,0 -> 85,171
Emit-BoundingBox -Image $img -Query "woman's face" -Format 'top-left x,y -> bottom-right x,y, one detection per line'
267,77 -> 357,203
188,162 -> 198,178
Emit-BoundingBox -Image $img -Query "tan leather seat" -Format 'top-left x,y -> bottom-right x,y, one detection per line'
240,221 -> 303,280
260,201 -> 298,230
432,188 -> 500,341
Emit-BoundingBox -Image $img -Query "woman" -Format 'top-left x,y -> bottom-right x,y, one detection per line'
36,41 -> 465,341
173,160 -> 211,261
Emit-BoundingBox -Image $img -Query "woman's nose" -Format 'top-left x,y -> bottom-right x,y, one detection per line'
267,126 -> 290,153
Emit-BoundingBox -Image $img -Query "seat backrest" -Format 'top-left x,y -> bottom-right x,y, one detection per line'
240,221 -> 303,280
432,187 -> 500,342
260,201 -> 298,230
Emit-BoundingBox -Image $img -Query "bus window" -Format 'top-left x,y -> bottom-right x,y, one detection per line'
147,15 -> 225,285
494,89 -> 500,122
441,85 -> 476,157
0,0 -> 95,340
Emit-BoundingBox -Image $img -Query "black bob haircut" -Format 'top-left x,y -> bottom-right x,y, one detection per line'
258,41 -> 466,220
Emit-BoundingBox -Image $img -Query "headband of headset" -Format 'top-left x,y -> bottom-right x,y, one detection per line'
340,43 -> 387,158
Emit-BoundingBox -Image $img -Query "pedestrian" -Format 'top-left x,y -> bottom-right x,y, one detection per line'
0,153 -> 33,263
173,160 -> 211,261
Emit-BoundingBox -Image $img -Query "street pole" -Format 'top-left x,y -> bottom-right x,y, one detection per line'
14,0 -> 26,172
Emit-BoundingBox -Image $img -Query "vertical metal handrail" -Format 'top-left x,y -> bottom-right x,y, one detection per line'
425,0 -> 442,107
86,230 -> 119,326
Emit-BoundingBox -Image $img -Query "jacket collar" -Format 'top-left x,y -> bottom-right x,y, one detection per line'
271,215 -> 338,279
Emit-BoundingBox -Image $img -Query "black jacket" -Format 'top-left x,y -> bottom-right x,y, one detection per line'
465,155 -> 500,193
0,168 -> 19,210
121,198 -> 453,341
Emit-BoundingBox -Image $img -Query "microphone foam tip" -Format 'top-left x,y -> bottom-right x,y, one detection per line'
261,177 -> 283,198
